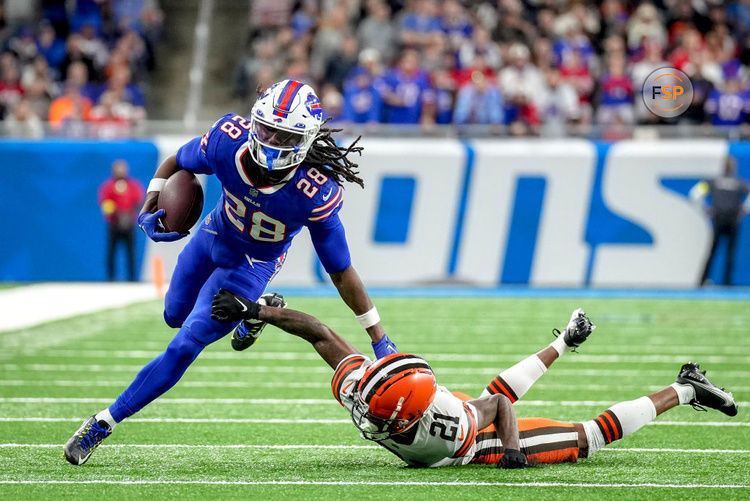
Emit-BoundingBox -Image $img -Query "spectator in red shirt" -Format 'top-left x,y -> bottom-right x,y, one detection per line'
0,59 -> 24,118
97,160 -> 144,281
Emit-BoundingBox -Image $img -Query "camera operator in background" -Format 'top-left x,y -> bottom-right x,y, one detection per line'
690,156 -> 750,286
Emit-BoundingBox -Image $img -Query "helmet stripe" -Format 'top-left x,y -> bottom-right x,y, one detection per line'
360,357 -> 432,402
363,362 -> 431,402
274,80 -> 303,117
357,354 -> 414,395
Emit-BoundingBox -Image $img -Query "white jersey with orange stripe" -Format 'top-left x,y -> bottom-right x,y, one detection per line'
331,355 -> 478,468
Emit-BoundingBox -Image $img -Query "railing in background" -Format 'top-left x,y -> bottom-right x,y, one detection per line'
2,121 -> 750,140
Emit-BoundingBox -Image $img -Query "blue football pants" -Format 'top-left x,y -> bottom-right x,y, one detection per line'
109,226 -> 283,422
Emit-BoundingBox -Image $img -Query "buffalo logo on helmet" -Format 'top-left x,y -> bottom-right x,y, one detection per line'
305,93 -> 323,119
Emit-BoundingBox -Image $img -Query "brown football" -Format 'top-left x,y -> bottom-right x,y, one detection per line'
157,170 -> 204,234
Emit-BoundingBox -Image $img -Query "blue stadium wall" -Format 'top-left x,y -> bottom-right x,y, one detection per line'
1,137 -> 748,287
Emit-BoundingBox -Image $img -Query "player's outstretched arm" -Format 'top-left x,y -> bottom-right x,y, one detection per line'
308,214 -> 397,358
329,265 -> 386,341
211,289 -> 362,369
469,394 -> 527,469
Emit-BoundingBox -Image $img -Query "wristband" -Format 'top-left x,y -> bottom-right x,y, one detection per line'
147,178 -> 167,193
356,307 -> 380,329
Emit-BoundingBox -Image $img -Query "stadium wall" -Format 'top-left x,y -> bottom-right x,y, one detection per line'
1,137 -> 748,287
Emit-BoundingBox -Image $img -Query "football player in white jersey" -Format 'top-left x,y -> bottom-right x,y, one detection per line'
211,289 -> 739,468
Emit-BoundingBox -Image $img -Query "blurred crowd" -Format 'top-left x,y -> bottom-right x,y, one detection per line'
237,0 -> 750,136
0,0 -> 163,137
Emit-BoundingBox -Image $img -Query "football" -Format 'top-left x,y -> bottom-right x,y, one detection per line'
157,169 -> 204,234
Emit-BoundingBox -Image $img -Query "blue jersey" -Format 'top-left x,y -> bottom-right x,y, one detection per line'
343,81 -> 382,123
380,69 -> 431,124
175,113 -> 351,273
705,89 -> 750,126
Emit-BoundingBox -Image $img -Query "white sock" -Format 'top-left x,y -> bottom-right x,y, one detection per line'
549,334 -> 573,356
95,408 -> 117,429
582,396 -> 656,458
670,383 -> 696,405
479,354 -> 547,401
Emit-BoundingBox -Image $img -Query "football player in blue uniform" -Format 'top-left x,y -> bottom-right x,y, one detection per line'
63,80 -> 398,465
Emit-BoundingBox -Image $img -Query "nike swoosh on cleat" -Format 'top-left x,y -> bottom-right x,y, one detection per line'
686,378 -> 735,406
234,297 -> 248,313
322,188 -> 333,201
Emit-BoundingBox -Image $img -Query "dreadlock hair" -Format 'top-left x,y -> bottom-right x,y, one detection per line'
304,117 -> 365,188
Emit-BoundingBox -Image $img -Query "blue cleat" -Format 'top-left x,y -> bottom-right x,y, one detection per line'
63,416 -> 112,465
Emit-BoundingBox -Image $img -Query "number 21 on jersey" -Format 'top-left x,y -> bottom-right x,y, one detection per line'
223,189 -> 286,242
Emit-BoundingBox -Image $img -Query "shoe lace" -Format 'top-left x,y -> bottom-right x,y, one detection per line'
77,421 -> 111,451
689,400 -> 708,413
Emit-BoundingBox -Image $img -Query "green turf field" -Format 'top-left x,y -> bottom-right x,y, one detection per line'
0,296 -> 748,500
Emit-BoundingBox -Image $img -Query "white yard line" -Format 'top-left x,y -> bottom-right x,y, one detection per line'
0,397 -> 336,404
0,379 -> 335,389
0,480 -> 746,489
0,397 -> 670,406
0,283 -> 155,333
2,379 -> 748,394
0,417 -> 746,427
0,481 -> 747,489
0,417 -> 352,424
4,363 -> 750,378
18,349 -> 750,364
1,444 -> 747,454
0,397 -> 746,410
0,443 -> 377,449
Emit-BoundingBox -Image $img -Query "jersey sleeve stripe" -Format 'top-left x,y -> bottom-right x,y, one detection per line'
331,355 -> 367,404
311,187 -> 343,214
453,404 -> 478,458
331,356 -> 362,395
308,199 -> 343,222
331,358 -> 364,405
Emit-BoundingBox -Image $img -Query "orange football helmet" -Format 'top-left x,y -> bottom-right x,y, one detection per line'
351,353 -> 437,441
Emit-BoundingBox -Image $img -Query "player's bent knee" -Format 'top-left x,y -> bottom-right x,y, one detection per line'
163,309 -> 184,328
163,295 -> 194,328
165,331 -> 204,367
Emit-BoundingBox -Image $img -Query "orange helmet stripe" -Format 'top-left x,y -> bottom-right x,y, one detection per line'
359,354 -> 432,402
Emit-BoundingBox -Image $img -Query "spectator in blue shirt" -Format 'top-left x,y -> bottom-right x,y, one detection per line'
705,77 -> 750,126
343,67 -> 382,123
440,0 -> 473,50
400,0 -> 442,48
454,71 -> 504,125
423,70 -> 455,125
36,21 -> 66,73
380,49 -> 431,124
